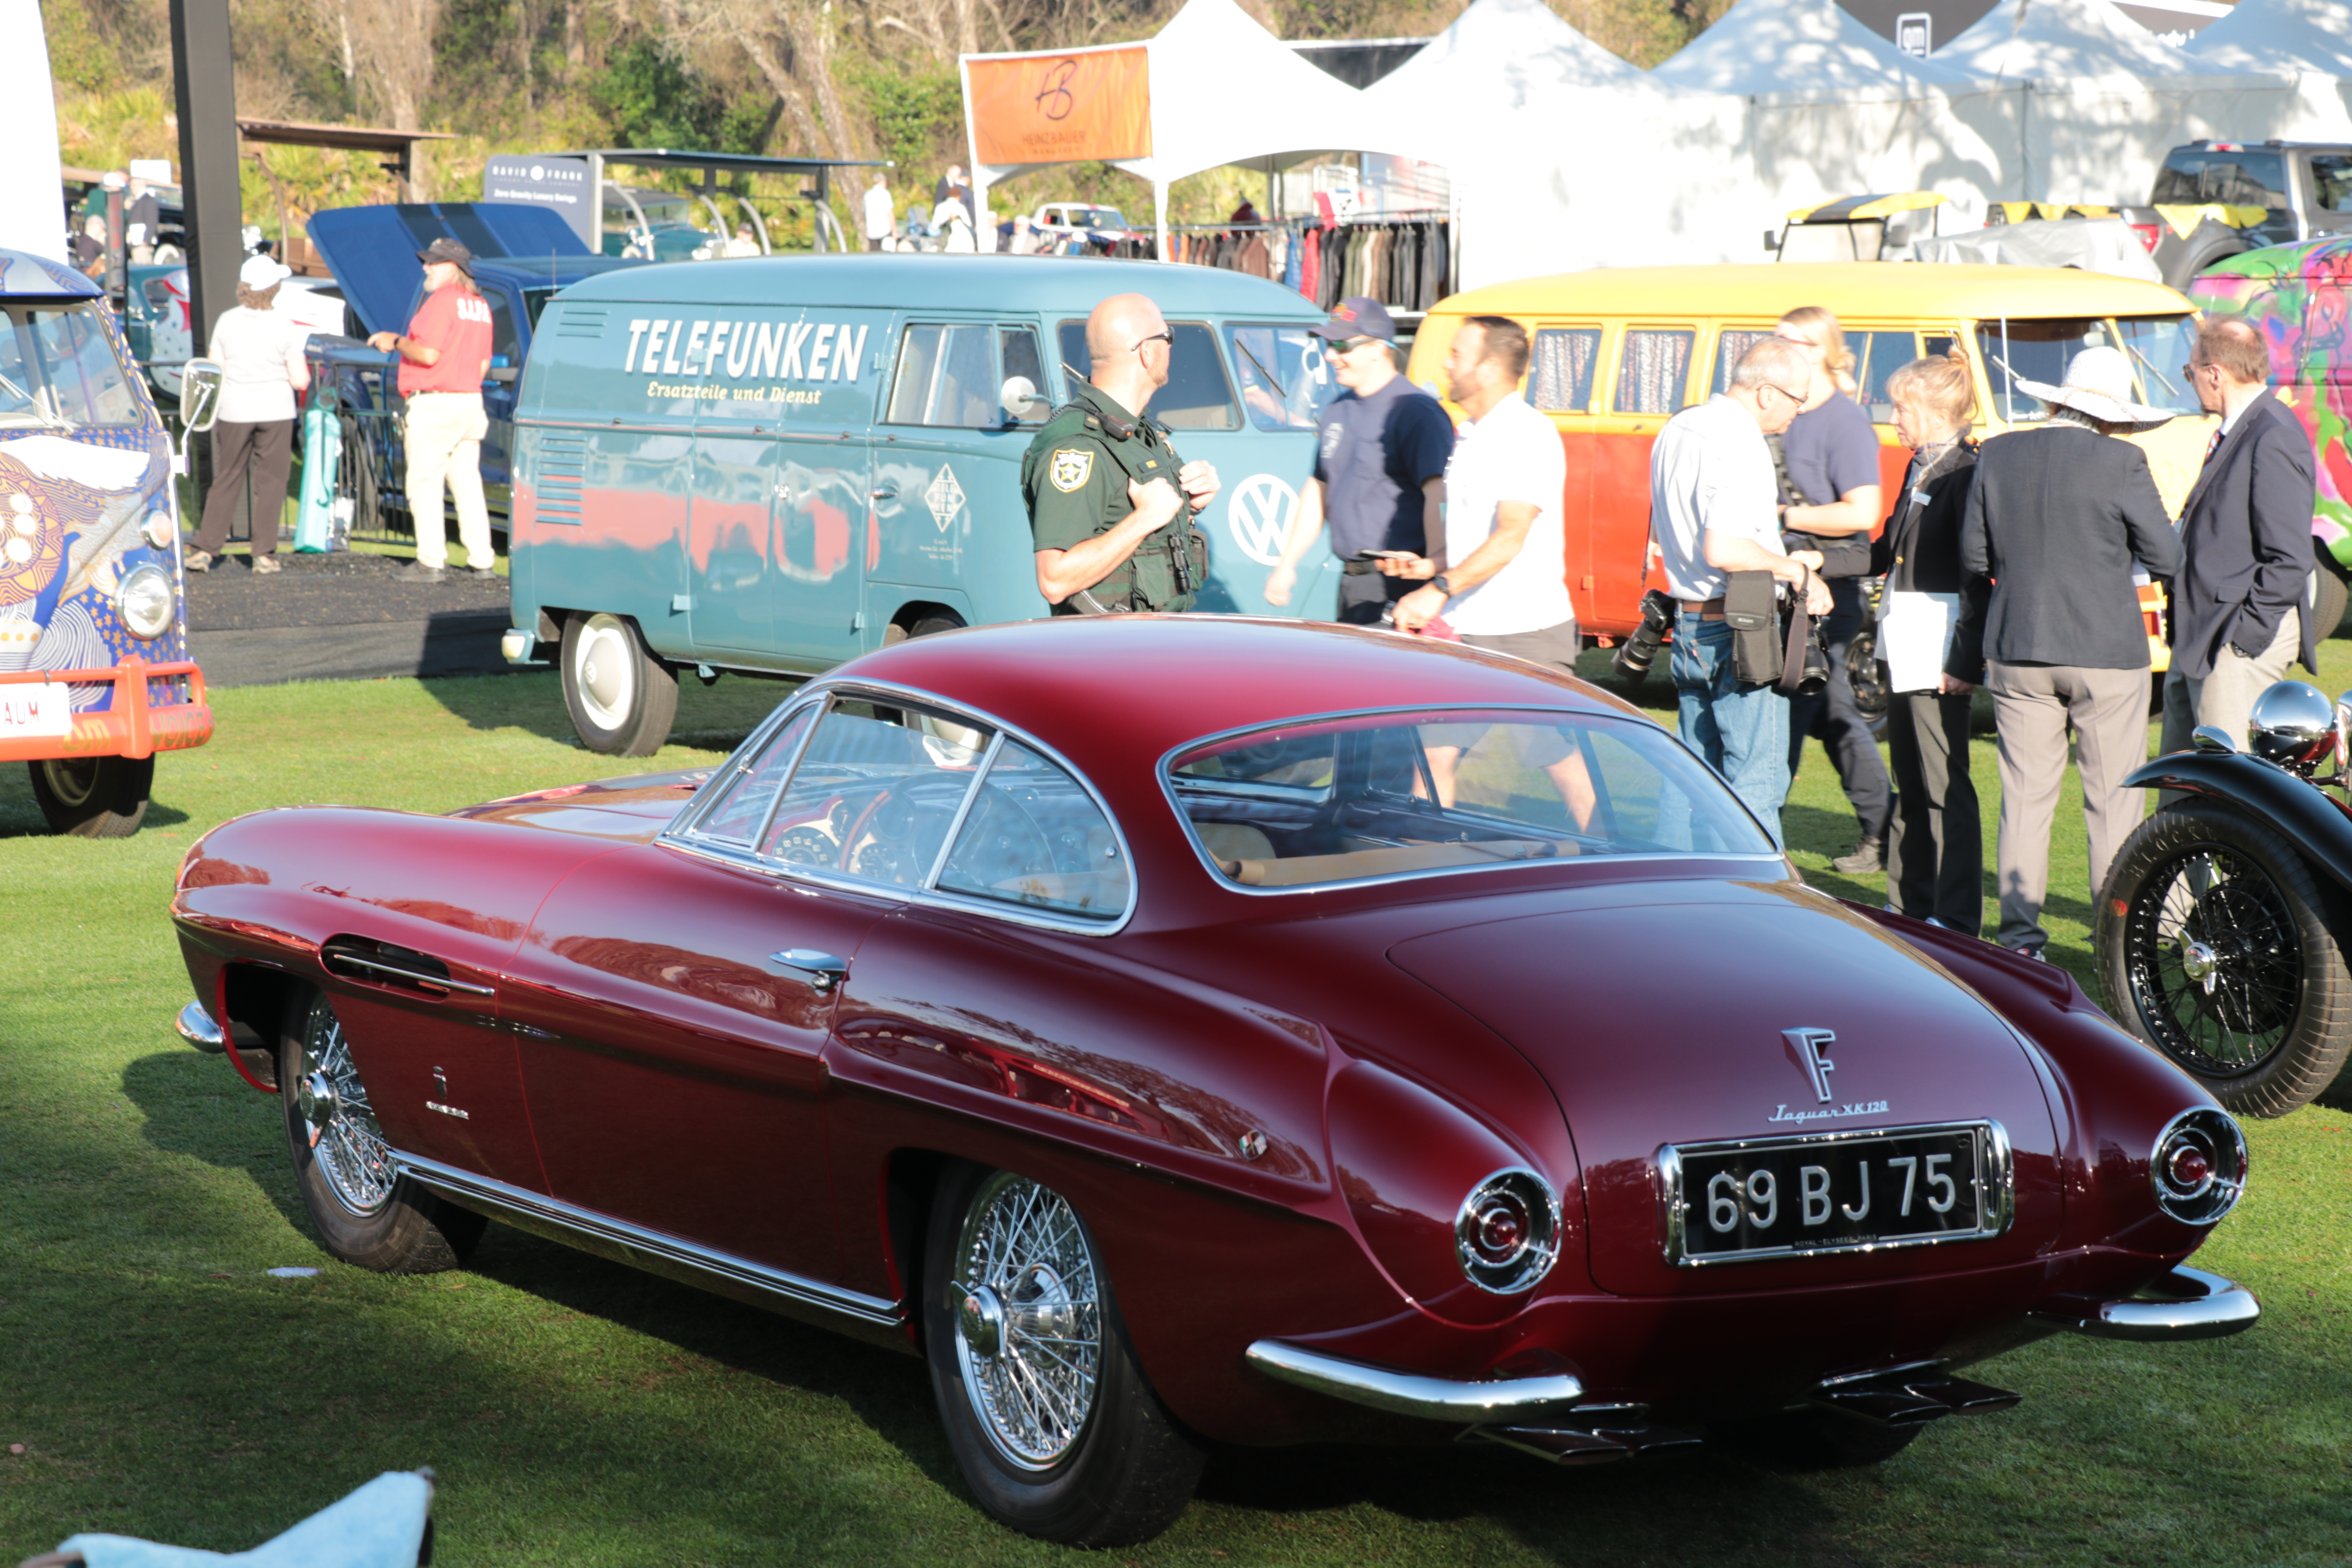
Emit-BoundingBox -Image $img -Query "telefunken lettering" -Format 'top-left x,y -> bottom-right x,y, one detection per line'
623,318 -> 869,382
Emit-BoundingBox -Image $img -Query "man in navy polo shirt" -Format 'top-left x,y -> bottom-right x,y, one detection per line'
1263,297 -> 1454,624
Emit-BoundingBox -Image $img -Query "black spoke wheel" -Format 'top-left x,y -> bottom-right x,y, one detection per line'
280,988 -> 485,1272
2098,802 -> 2352,1117
921,1162 -> 1202,1546
27,755 -> 153,838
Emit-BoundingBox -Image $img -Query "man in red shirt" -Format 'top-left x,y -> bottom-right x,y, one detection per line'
370,238 -> 495,582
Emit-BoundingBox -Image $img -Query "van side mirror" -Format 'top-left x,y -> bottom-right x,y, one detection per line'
1000,375 -> 1047,422
180,358 -> 223,433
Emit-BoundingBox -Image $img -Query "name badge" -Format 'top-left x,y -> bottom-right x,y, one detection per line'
1911,487 -> 1932,508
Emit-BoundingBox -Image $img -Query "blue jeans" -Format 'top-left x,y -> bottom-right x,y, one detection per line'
1672,609 -> 1790,842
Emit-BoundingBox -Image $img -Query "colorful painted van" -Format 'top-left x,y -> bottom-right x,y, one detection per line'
2189,238 -> 2352,637
1405,263 -> 2215,648
505,254 -> 1337,753
0,249 -> 211,836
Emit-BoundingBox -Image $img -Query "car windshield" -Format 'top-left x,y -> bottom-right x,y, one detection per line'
1168,708 -> 1776,890
0,305 -> 142,430
1057,207 -> 1125,229
1975,315 -> 2201,425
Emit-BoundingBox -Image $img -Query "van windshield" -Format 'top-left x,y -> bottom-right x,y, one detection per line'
0,306 -> 142,430
1226,324 -> 1341,430
1976,315 -> 2201,425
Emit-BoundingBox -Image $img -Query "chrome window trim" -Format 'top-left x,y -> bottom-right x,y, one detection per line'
671,691 -> 827,846
1656,1119 -> 2014,1268
1156,702 -> 1784,897
660,675 -> 1138,936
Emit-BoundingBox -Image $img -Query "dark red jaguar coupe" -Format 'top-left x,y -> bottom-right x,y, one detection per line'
171,617 -> 2256,1545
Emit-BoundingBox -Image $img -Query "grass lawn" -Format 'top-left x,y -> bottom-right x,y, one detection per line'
1,654 -> 2348,1566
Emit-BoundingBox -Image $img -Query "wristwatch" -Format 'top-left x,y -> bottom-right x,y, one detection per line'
1430,573 -> 1453,596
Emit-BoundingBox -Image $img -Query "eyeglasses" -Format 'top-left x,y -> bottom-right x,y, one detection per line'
1131,329 -> 1174,354
2183,361 -> 2214,377
1333,335 -> 1383,353
1761,382 -> 1809,405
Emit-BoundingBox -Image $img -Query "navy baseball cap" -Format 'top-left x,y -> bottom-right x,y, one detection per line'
1311,296 -> 1396,344
416,237 -> 474,276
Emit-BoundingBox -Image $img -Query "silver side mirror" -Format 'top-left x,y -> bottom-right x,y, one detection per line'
2247,679 -> 2336,775
1000,375 -> 1046,422
180,358 -> 222,433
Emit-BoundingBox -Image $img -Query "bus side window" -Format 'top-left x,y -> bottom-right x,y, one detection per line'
1711,327 -> 1774,396
1052,320 -> 1237,430
886,323 -> 996,428
1615,327 -> 1694,416
1851,330 -> 1918,424
1001,326 -> 1048,425
1529,327 -> 1601,413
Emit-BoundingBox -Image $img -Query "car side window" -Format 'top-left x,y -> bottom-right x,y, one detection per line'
936,741 -> 1130,919
1055,320 -> 1238,430
762,698 -> 993,888
1528,327 -> 1601,413
1615,327 -> 1694,415
886,323 -> 998,428
691,705 -> 817,846
2313,154 -> 2352,214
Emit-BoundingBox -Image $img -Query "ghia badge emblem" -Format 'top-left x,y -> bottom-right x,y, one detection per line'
1772,1027 -> 1889,1125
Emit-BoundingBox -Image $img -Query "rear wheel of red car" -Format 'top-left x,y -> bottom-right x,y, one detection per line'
27,755 -> 152,838
1710,1408 -> 1921,1470
561,611 -> 678,757
2099,802 -> 2352,1118
279,988 -> 484,1273
922,1163 -> 1203,1546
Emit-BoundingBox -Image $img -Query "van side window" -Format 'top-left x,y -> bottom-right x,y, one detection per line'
2314,154 -> 2352,213
1001,326 -> 1048,425
1055,320 -> 1238,430
1615,328 -> 1693,415
887,323 -> 998,428
1850,330 -> 1917,424
1712,328 -> 1774,396
1529,328 -> 1600,412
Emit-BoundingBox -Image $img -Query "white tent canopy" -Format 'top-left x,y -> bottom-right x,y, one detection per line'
2189,0 -> 2352,76
1936,0 -> 2211,83
1651,0 -> 1977,98
1364,0 -> 1666,113
2,5 -> 66,262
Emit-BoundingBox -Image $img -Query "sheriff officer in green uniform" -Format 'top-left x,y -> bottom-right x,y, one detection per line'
1024,292 -> 1221,613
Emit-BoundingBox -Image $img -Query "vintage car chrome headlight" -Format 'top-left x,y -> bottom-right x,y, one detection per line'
2246,679 -> 2336,775
116,562 -> 175,639
1455,1168 -> 1561,1294
140,510 -> 175,551
2150,1108 -> 2247,1225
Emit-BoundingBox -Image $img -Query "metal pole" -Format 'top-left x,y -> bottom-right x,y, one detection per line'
170,0 -> 241,499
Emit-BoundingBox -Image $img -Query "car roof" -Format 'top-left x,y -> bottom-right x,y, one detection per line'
1437,262 -> 2195,321
830,617 -> 1639,779
0,250 -> 101,300
554,253 -> 1322,316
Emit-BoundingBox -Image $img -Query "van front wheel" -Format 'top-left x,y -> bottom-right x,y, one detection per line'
561,612 -> 678,756
28,755 -> 153,838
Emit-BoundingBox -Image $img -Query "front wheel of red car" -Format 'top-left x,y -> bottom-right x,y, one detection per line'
279,988 -> 484,1273
922,1163 -> 1203,1546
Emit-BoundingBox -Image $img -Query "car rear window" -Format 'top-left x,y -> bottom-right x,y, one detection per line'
1169,708 -> 1775,891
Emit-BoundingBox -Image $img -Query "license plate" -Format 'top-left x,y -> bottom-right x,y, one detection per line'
1659,1121 -> 2012,1266
0,682 -> 73,739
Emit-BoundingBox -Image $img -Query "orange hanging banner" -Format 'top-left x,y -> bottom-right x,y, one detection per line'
967,47 -> 1152,166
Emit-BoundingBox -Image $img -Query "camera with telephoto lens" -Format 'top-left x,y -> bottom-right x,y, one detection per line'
1793,618 -> 1831,696
1613,589 -> 1677,684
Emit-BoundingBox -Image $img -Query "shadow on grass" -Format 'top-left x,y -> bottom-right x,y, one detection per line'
414,669 -> 793,755
123,1049 -> 312,1238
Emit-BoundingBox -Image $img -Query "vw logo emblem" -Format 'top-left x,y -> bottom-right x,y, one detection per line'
1227,474 -> 1298,567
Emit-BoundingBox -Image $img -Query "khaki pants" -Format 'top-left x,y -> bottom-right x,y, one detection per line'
403,391 -> 492,570
2159,608 -> 2301,788
1987,660 -> 2151,953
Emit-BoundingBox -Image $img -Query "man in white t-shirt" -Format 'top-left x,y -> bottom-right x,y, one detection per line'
1380,315 -> 1592,823
863,174 -> 895,252
1648,335 -> 1828,831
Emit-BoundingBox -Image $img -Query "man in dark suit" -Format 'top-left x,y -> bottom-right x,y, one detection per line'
2160,315 -> 2318,771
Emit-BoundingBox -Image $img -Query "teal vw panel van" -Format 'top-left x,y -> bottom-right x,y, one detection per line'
504,254 -> 1341,753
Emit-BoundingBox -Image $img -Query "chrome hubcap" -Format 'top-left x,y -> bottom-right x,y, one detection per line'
950,1173 -> 1102,1471
2181,940 -> 2221,993
298,1002 -> 394,1216
299,1069 -> 339,1134
573,619 -> 635,730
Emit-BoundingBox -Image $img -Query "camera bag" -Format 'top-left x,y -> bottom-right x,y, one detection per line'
1724,571 -> 1781,685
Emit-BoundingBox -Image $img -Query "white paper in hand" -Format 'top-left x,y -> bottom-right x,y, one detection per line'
1881,590 -> 1961,694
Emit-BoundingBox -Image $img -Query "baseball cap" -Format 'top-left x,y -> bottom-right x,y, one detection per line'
1311,296 -> 1396,344
239,253 -> 292,291
416,237 -> 474,275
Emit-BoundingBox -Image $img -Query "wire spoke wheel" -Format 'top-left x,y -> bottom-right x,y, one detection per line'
951,1171 -> 1104,1471
294,1000 -> 395,1216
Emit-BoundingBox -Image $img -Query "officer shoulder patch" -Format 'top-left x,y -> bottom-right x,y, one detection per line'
1049,448 -> 1094,493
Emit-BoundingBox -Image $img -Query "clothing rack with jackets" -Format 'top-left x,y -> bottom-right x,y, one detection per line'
1162,213 -> 1451,316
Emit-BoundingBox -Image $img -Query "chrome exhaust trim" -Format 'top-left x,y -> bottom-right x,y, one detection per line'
1468,1405 -> 1705,1466
1245,1340 -> 1584,1423
1808,1362 -> 2021,1426
2032,1264 -> 2259,1342
175,1000 -> 225,1053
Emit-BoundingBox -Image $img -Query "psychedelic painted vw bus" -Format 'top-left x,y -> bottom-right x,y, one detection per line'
0,250 -> 211,836
505,254 -> 1337,755
2191,240 -> 2352,637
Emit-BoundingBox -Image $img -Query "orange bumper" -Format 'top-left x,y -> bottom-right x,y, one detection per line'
0,657 -> 212,764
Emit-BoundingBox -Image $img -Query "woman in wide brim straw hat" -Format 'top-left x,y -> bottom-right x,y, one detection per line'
1958,344 -> 2183,961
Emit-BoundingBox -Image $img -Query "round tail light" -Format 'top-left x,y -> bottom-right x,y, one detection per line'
1455,1168 -> 1561,1294
2150,1107 -> 2247,1225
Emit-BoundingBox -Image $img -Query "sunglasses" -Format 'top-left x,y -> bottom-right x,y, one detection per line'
1131,329 -> 1174,353
1333,335 -> 1384,353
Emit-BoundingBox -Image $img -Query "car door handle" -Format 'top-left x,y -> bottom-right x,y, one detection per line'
769,949 -> 849,993
870,484 -> 897,499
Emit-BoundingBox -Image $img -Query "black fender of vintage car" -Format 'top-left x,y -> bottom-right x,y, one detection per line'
2123,749 -> 2352,899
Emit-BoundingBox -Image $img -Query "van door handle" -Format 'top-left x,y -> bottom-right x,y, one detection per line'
871,483 -> 897,499
769,949 -> 849,993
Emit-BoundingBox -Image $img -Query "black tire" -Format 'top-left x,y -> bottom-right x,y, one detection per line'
27,755 -> 152,838
1710,1407 -> 1923,1470
561,611 -> 679,757
2098,801 -> 2352,1117
922,1162 -> 1203,1546
2163,231 -> 2251,293
909,612 -> 966,638
279,988 -> 485,1273
2312,557 -> 2348,642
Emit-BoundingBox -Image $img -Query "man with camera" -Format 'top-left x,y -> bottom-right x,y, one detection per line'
1647,336 -> 1831,834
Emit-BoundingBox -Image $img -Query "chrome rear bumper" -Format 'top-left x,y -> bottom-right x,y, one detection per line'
175,1000 -> 225,1053
2034,1265 -> 2259,1341
1244,1340 -> 1583,1423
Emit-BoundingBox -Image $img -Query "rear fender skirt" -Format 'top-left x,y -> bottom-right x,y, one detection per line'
2122,750 -> 2352,901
